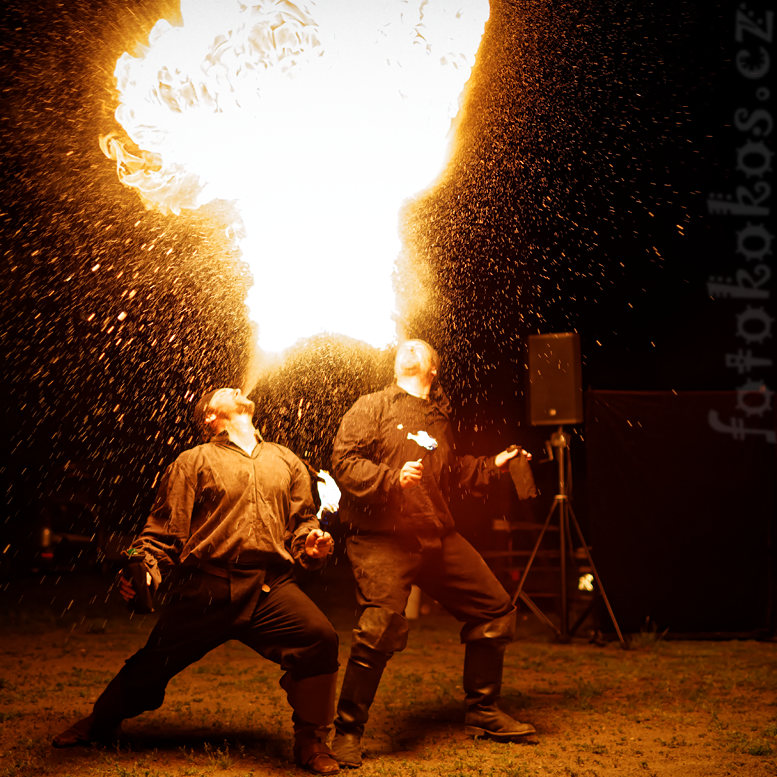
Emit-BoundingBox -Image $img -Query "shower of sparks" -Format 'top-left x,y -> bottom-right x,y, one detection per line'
101,0 -> 490,353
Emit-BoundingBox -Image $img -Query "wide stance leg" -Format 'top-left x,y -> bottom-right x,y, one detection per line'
462,637 -> 536,740
332,643 -> 390,768
52,634 -> 222,747
53,571 -> 231,748
51,677 -> 127,747
282,672 -> 340,775
239,571 -> 340,775
419,534 -> 537,741
334,536 -> 416,768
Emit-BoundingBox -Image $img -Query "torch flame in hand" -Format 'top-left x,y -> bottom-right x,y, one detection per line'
407,430 -> 438,451
316,469 -> 341,517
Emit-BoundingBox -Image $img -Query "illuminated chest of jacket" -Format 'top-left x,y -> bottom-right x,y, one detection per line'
136,437 -> 318,569
332,385 -> 497,538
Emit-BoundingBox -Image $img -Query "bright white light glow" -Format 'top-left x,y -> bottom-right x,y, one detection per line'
578,573 -> 594,592
102,0 -> 489,353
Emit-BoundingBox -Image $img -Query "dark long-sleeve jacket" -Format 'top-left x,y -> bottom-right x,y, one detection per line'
132,432 -> 321,584
331,384 -> 501,541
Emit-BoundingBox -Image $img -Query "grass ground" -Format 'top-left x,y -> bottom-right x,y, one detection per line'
0,570 -> 775,777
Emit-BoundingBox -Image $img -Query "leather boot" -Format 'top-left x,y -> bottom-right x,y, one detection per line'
281,672 -> 339,775
52,674 -> 126,748
332,645 -> 389,768
52,713 -> 121,748
463,640 -> 536,741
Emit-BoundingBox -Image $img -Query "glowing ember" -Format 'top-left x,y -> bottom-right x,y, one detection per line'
101,0 -> 489,353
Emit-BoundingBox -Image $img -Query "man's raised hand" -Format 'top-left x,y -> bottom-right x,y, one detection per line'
399,459 -> 424,488
495,445 -> 532,470
305,528 -> 334,558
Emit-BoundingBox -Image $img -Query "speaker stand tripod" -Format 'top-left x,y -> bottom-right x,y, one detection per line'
511,427 -> 627,647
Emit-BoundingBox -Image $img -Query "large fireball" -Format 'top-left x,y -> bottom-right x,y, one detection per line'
101,0 -> 490,353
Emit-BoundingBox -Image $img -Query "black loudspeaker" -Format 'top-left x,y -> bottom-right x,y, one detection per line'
528,333 -> 583,426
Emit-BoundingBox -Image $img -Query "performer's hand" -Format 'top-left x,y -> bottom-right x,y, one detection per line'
399,459 -> 424,488
118,572 -> 151,602
305,528 -> 334,558
495,445 -> 532,470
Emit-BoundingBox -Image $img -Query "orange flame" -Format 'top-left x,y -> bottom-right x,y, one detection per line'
102,0 -> 489,353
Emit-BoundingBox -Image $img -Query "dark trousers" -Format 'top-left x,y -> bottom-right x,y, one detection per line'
94,567 -> 339,722
346,531 -> 514,654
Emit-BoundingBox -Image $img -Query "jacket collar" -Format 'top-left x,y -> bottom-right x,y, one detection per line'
387,382 -> 451,417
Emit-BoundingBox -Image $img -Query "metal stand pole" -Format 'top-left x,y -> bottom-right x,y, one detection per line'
511,427 -> 628,647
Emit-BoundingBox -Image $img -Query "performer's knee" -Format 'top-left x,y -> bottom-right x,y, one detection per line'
353,606 -> 409,655
460,607 -> 517,644
300,616 -> 340,674
316,620 -> 340,663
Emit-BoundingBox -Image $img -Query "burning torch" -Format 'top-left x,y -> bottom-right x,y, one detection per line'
313,468 -> 340,530
407,430 -> 438,454
400,430 -> 439,487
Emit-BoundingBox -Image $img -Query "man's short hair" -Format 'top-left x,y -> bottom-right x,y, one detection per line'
193,389 -> 220,440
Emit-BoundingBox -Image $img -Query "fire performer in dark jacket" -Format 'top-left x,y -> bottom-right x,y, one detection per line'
330,340 -> 536,768
53,387 -> 341,775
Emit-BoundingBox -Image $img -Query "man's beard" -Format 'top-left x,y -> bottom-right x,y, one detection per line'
236,396 -> 256,416
396,353 -> 423,377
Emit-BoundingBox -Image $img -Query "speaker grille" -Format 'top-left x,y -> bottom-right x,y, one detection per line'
528,333 -> 583,426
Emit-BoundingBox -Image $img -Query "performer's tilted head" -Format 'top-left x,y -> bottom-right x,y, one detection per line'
394,339 -> 439,381
194,387 -> 255,440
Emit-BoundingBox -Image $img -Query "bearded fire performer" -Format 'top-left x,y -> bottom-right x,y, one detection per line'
330,340 -> 536,768
53,388 -> 341,775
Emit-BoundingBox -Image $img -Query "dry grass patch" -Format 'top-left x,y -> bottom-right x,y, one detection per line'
0,576 -> 775,777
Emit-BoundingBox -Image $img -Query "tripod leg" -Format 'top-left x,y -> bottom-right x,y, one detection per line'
567,505 -> 628,648
511,497 -> 559,606
517,591 -> 559,636
559,497 -> 584,643
558,498 -> 569,642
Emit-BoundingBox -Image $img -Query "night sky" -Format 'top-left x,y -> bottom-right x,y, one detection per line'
1,0 -> 774,615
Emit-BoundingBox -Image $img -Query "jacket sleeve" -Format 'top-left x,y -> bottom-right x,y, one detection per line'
285,452 -> 326,571
453,452 -> 502,498
129,457 -> 194,586
331,395 -> 400,504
